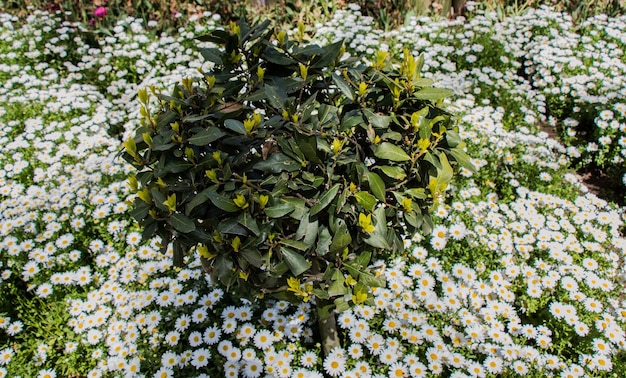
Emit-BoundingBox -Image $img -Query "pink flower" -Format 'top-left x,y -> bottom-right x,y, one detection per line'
94,6 -> 107,18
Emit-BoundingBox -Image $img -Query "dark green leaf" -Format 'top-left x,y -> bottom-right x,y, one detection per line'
404,211 -> 421,228
241,19 -> 271,42
310,183 -> 341,216
281,247 -> 310,276
295,44 -> 325,57
188,127 -> 227,145
343,262 -> 360,279
296,135 -> 321,164
296,215 -> 318,244
329,224 -> 352,254
341,114 -> 364,131
317,302 -> 335,319
224,119 -> 246,134
217,219 -> 248,235
156,111 -> 178,130
316,227 -> 331,256
318,104 -> 339,126
141,219 -> 158,240
264,202 -> 295,218
423,151 -> 441,170
150,189 -> 168,212
272,261 -> 290,277
254,153 -> 301,173
237,212 -> 260,236
206,191 -> 240,212
310,41 -> 343,69
366,172 -> 386,202
164,160 -> 194,174
365,207 -> 390,249
264,48 -> 296,66
379,165 -> 407,180
183,114 -> 212,122
280,239 -> 310,251
170,213 -> 196,233
185,188 -> 212,215
240,249 -> 264,268
276,137 -> 305,163
381,131 -> 402,141
151,134 -> 176,151
372,206 -> 387,235
363,108 -> 391,128
284,198 -> 307,220
312,288 -> 330,299
130,201 -> 149,221
215,255 -> 235,284
331,73 -> 354,101
264,85 -> 286,109
197,29 -> 231,44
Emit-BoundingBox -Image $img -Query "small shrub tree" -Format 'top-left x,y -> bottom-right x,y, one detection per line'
122,19 -> 473,353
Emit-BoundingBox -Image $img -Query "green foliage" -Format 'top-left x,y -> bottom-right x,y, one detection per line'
1,283 -> 94,377
483,0 -> 626,23
123,19 -> 471,309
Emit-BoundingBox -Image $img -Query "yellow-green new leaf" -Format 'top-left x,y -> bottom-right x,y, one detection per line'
124,138 -> 137,157
355,191 -> 377,212
231,236 -> 241,252
164,193 -> 177,212
358,213 -> 375,234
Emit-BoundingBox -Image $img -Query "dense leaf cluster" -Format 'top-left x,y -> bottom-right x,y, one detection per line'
123,20 -> 473,310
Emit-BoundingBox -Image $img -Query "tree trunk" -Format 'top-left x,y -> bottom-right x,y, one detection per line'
317,300 -> 340,355
440,0 -> 452,17
452,0 -> 466,16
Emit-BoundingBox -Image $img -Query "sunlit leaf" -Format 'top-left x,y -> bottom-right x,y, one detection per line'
374,142 -> 411,162
355,191 -> 377,211
413,87 -> 453,100
366,172 -> 386,202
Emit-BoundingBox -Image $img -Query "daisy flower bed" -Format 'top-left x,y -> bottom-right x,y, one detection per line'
1,2 -> 626,377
